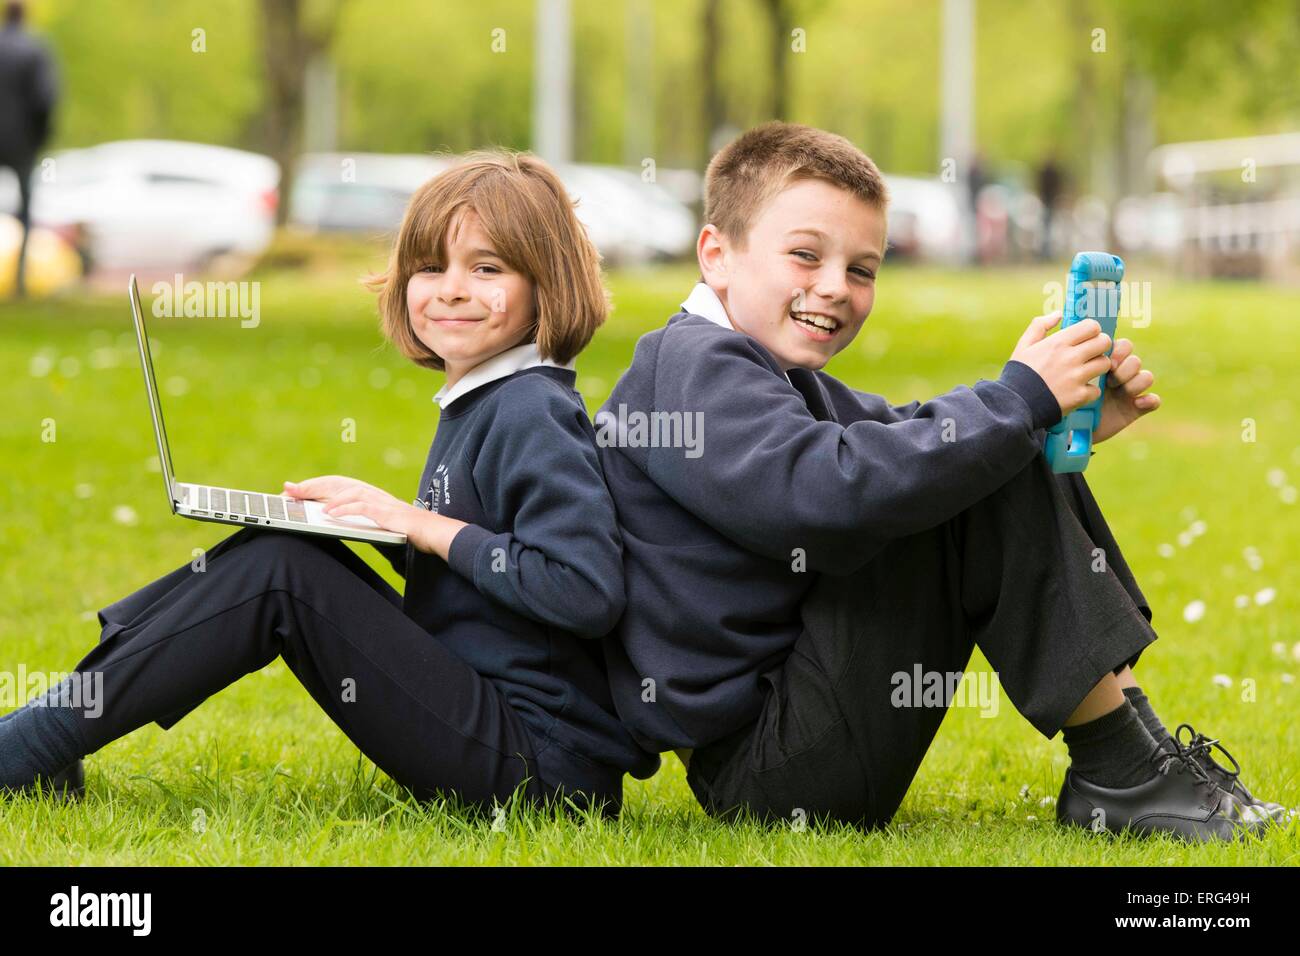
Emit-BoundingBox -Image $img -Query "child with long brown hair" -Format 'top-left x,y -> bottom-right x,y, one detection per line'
2,150 -> 657,815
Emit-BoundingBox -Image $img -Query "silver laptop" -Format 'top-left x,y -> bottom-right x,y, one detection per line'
128,274 -> 407,546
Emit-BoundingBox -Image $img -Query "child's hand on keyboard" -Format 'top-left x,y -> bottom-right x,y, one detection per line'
284,476 -> 467,557
284,476 -> 392,509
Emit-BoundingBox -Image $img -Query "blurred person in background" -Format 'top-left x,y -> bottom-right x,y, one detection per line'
1036,151 -> 1063,262
0,0 -> 58,299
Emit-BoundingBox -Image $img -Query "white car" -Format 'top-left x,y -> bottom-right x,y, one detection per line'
26,140 -> 280,272
880,174 -> 965,263
556,163 -> 697,263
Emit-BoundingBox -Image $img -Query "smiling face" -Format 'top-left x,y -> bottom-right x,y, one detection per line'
698,177 -> 886,371
405,207 -> 537,387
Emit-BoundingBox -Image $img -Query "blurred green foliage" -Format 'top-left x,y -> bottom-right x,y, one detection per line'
26,0 -> 1300,179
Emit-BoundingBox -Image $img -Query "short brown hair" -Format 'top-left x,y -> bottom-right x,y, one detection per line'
703,121 -> 889,250
363,149 -> 609,371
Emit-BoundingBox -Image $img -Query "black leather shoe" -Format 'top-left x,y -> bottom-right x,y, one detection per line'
3,760 -> 85,802
1173,723 -> 1296,823
1057,744 -> 1277,842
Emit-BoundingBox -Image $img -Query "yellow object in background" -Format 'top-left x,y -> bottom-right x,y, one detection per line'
0,215 -> 83,298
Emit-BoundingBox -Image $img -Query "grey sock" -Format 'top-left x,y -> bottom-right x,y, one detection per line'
1062,699 -> 1162,788
1122,685 -> 1177,754
0,676 -> 87,791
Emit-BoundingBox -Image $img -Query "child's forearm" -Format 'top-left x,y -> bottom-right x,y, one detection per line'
420,513 -> 470,561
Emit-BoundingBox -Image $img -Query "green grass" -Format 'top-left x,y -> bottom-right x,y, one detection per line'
2,256 -> 1298,864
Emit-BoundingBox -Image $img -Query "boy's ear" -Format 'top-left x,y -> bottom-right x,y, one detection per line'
697,223 -> 730,292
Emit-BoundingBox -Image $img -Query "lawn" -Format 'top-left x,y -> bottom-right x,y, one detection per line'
1,253 -> 1297,864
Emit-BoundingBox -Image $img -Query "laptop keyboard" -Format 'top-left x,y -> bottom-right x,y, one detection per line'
179,484 -> 307,523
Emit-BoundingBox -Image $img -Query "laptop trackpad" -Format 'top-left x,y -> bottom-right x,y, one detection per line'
302,498 -> 385,530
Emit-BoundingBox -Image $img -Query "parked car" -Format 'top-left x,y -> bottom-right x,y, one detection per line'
880,174 -> 965,263
556,164 -> 697,262
289,152 -> 450,234
23,140 -> 279,273
290,152 -> 697,264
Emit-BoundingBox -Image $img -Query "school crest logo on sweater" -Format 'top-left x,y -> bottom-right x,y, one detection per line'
427,463 -> 452,513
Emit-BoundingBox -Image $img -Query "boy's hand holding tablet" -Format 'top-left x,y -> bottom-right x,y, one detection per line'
1009,310 -> 1160,445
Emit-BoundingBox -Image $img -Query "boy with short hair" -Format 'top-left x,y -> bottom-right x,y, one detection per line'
596,121 -> 1290,840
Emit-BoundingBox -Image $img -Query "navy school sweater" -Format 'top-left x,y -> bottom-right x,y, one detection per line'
372,366 -> 662,792
596,312 -> 1063,754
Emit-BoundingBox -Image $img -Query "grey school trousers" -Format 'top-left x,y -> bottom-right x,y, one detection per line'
685,450 -> 1158,829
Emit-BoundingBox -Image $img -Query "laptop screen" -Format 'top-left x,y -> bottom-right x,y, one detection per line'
128,275 -> 178,512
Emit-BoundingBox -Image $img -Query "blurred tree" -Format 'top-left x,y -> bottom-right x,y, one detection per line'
332,0 -> 532,155
1115,0 -> 1299,136
759,0 -> 792,120
1052,0 -> 1300,207
257,0 -> 345,225
39,0 -> 260,149
621,0 -> 654,166
760,0 -> 830,123
700,0 -> 724,167
784,0 -> 941,173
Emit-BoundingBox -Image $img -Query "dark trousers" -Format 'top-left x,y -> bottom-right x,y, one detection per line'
5,161 -> 32,296
686,451 -> 1158,829
73,526 -> 569,814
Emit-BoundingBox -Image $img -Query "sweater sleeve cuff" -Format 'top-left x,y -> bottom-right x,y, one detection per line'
446,523 -> 494,583
998,360 -> 1061,432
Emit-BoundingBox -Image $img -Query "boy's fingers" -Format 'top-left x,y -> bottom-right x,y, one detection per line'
1084,353 -> 1112,379
1111,352 -> 1142,386
1061,318 -> 1103,344
1073,330 -> 1112,358
1033,310 -> 1063,334
1122,368 -> 1155,395
1109,338 -> 1134,369
1017,311 -> 1061,349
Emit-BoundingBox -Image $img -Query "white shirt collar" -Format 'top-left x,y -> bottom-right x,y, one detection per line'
680,282 -> 792,383
433,340 -> 574,410
681,281 -> 736,332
